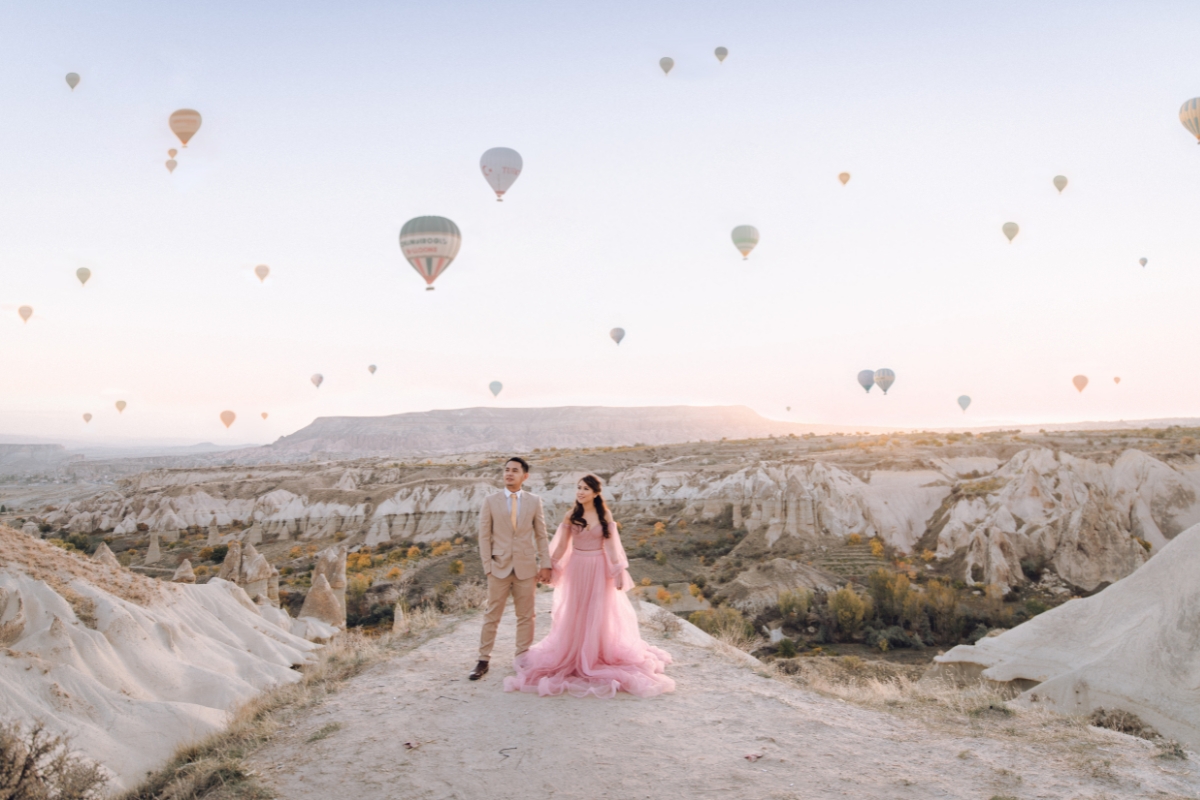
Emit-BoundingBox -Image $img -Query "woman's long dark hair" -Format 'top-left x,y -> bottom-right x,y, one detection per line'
569,474 -> 612,538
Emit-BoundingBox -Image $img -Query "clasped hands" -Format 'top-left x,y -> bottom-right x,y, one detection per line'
536,567 -> 552,584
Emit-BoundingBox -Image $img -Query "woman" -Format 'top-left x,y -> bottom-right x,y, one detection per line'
503,474 -> 675,698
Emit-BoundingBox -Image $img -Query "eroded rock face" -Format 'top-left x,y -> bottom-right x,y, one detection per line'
717,559 -> 839,613
40,445 -> 1200,593
218,543 -> 278,604
0,587 -> 27,646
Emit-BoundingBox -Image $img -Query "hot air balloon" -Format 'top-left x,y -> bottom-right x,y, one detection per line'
874,368 -> 895,395
220,410 -> 236,428
261,412 -> 269,420
399,216 -> 461,290
958,395 -> 971,412
786,406 -> 791,412
1179,98 -> 1200,143
1139,258 -> 1148,267
17,306 -> 32,323
857,370 -> 875,393
165,159 -> 177,173
1072,375 -> 1088,393
659,57 -> 674,75
1114,377 -> 1121,384
838,172 -> 850,185
610,327 -> 625,345
489,381 -> 503,397
76,268 -> 91,286
1053,175 -> 1068,193
255,264 -> 270,282
714,47 -> 728,62
168,149 -> 177,158
731,225 -> 759,259
66,73 -> 80,90
311,374 -> 323,388
115,400 -> 126,413
169,109 -> 202,147
368,364 -> 377,374
480,148 -> 523,201
83,413 -> 92,423
1002,222 -> 1019,242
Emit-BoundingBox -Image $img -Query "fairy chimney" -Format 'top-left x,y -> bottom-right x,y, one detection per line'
92,541 -> 121,569
313,545 -> 348,614
145,533 -> 161,565
298,574 -> 344,629
172,559 -> 196,583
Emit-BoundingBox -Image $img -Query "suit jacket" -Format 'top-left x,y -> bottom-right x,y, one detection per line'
479,490 -> 550,580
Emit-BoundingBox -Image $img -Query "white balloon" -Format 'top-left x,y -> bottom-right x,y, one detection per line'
480,147 -> 523,201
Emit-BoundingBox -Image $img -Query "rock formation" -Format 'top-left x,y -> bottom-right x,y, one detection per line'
716,558 -> 839,613
933,522 -> 1200,752
207,518 -> 220,545
21,520 -> 39,537
298,574 -> 343,629
92,541 -> 121,568
312,545 -> 347,615
145,532 -> 161,565
172,559 -> 196,583
217,542 -> 279,605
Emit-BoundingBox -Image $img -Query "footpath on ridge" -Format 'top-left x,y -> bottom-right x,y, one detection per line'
245,593 -> 1200,800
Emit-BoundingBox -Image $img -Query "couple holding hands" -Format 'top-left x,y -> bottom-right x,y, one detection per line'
470,456 -> 674,699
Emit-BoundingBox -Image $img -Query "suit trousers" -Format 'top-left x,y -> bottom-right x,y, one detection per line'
478,571 -> 536,661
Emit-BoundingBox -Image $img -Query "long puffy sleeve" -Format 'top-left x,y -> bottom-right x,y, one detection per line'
603,519 -> 635,593
547,522 -> 573,586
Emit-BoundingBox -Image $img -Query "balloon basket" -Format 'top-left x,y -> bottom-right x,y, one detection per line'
426,286 -> 435,291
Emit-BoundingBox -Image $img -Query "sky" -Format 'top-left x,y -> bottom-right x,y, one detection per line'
1,0 -> 1199,445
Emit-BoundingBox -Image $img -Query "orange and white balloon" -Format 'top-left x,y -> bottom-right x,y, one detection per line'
169,109 -> 202,147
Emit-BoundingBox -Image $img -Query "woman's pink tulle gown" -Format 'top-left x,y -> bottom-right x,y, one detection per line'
503,521 -> 675,698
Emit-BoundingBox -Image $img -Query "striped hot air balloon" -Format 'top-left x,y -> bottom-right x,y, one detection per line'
874,368 -> 896,395
1180,98 -> 1200,143
400,216 -> 461,290
169,109 -> 202,147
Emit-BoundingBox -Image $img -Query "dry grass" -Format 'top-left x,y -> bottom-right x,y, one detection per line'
0,721 -> 108,800
0,525 -> 164,609
120,615 -> 450,800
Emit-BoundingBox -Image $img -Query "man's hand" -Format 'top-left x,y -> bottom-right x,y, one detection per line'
537,568 -> 552,584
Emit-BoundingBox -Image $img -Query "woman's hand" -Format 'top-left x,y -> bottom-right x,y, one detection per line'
614,577 -> 623,591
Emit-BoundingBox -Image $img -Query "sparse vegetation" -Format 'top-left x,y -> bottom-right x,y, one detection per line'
0,722 -> 107,800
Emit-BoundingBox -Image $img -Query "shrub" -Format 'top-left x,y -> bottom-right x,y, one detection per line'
676,519 -> 687,529
828,585 -> 868,637
777,588 -> 811,622
406,546 -> 421,560
777,638 -> 798,658
197,544 -> 228,563
136,522 -> 150,532
869,538 -> 884,558
640,577 -> 652,587
656,587 -> 671,603
920,549 -> 936,562
654,551 -> 667,565
448,560 -> 464,575
1023,598 -> 1048,617
924,579 -> 961,637
689,583 -> 703,598
385,566 -> 403,581
847,533 -> 862,545
431,541 -> 452,557
347,574 -> 372,599
653,522 -> 666,536
0,722 -> 106,800
347,552 -> 372,572
689,606 -> 754,643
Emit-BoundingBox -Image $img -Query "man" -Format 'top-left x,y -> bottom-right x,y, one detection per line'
469,456 -> 552,681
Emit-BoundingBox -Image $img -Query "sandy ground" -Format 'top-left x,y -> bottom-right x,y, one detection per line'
248,593 -> 1200,800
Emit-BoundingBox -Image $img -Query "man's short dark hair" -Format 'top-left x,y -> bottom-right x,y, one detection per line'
506,456 -> 530,473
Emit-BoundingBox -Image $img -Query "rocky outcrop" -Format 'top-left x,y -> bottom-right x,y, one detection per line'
172,559 -> 196,583
933,522 -> 1200,752
312,545 -> 347,616
92,541 -> 121,568
218,543 -> 278,605
145,532 -> 161,565
298,574 -> 343,629
717,559 -> 840,613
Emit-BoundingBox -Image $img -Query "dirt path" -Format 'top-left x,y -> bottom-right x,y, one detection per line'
248,593 -> 1200,799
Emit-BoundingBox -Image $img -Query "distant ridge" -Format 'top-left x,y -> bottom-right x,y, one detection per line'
259,405 -> 846,459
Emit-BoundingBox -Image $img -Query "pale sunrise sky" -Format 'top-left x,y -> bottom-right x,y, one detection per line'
2,1 -> 1199,444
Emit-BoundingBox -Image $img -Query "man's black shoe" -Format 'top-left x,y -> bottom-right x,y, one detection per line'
469,660 -> 489,681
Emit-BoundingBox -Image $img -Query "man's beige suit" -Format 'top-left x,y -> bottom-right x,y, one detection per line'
477,490 -> 551,661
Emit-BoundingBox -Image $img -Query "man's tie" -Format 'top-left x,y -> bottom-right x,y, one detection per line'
510,493 -> 519,530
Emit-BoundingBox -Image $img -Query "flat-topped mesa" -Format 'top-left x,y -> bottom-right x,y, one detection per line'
92,541 -> 121,569
172,559 -> 196,583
